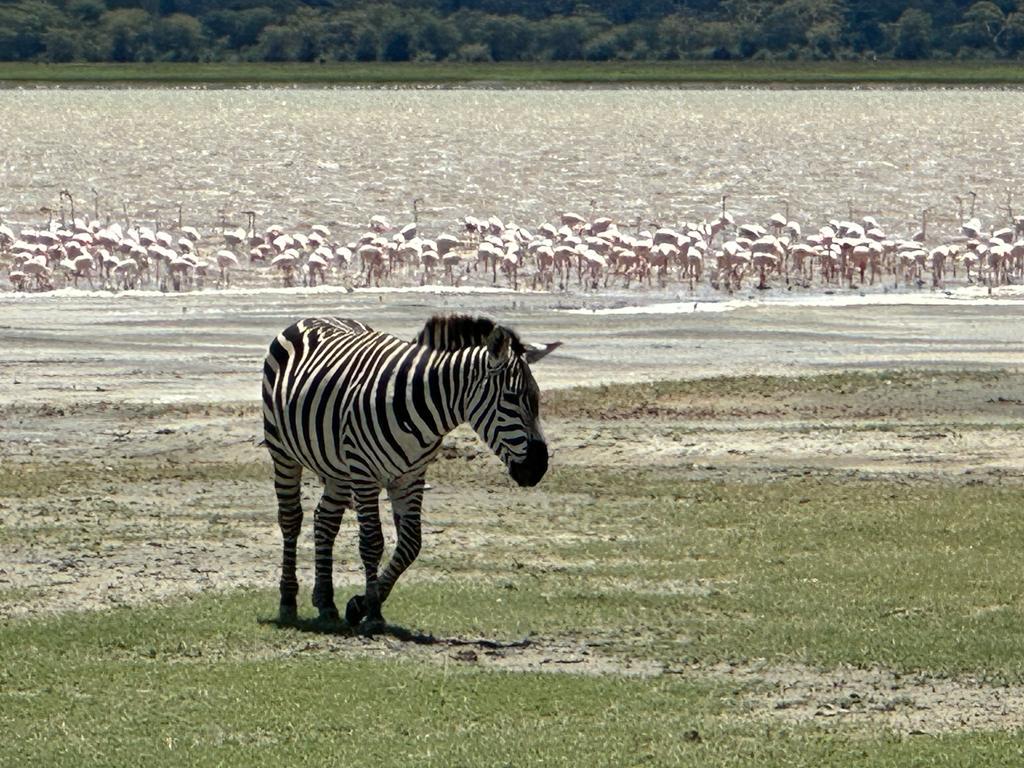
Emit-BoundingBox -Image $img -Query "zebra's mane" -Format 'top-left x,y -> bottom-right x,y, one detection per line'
414,314 -> 525,354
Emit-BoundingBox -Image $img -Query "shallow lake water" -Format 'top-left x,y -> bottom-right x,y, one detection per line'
1,87 -> 1022,241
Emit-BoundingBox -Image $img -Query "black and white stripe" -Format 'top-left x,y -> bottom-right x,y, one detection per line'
262,314 -> 559,626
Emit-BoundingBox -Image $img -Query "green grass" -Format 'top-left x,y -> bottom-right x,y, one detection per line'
4,61 -> 1024,85
0,597 -> 715,767
3,587 -> 1024,767
417,475 -> 1024,678
7,454 -> 1024,680
6,469 -> 1024,762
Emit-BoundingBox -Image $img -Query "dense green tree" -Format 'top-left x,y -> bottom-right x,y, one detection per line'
106,0 -> 160,15
589,0 -> 676,24
957,0 -> 1012,50
101,7 -> 154,61
256,24 -> 298,61
0,1 -> 64,59
202,8 -> 276,49
1005,5 -> 1024,52
42,28 -> 83,62
285,7 -> 326,61
482,15 -> 535,60
808,16 -> 843,55
354,26 -> 379,61
152,12 -> 203,60
317,14 -> 361,61
913,0 -> 967,30
68,0 -> 108,25
381,24 -> 414,60
893,8 -> 934,58
416,17 -> 459,60
2,0 -> 1024,63
759,0 -> 844,51
658,13 -> 697,58
583,30 -> 618,60
540,15 -> 589,59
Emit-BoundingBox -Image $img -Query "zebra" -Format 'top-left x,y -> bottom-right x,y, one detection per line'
262,314 -> 560,628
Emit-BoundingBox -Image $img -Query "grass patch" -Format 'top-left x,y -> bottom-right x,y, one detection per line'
0,461 -> 267,498
5,61 -> 1024,85
541,369 -> 1007,420
8,448 -> 1024,681
409,476 -> 1024,678
0,596 -> 715,767
6,369 -> 1024,762
4,591 -> 1024,767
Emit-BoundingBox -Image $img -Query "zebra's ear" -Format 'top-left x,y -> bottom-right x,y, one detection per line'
485,326 -> 512,365
524,341 -> 562,364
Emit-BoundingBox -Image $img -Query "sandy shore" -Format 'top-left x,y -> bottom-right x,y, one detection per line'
3,285 -> 1023,407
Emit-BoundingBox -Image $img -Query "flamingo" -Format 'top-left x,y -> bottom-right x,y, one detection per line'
223,226 -> 246,250
215,249 -> 239,288
306,251 -> 329,287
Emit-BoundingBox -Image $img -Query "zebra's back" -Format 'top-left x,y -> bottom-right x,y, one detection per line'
262,317 -> 385,479
263,316 -> 442,485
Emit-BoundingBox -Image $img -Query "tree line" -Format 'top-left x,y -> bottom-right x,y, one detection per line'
2,0 -> 1023,63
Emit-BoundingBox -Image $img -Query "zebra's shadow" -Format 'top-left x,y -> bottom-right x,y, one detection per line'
259,615 -> 532,651
259,614 -> 448,644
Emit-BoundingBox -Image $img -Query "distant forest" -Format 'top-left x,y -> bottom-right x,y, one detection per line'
2,0 -> 1023,63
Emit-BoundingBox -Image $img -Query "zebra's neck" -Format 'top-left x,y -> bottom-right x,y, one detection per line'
440,346 -> 490,432
395,346 -> 489,439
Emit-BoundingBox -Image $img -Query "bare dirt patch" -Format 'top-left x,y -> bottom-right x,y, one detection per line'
258,627 -> 665,679
702,662 -> 1024,735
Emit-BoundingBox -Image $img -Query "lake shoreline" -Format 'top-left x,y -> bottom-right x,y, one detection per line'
5,61 -> 1024,87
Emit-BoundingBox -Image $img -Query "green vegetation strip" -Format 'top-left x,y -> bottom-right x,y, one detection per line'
5,61 -> 1024,85
414,474 -> 1024,676
541,368 -> 1006,418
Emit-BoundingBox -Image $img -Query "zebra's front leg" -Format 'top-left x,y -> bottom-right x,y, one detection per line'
346,485 -> 385,628
311,479 -> 350,622
375,479 -> 424,609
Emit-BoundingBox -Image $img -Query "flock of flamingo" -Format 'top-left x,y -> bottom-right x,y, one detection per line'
3,201 -> 1024,295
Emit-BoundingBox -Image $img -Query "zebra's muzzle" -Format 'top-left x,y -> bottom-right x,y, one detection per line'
509,439 -> 548,487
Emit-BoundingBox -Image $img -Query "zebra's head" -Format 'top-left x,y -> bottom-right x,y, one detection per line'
467,325 -> 560,488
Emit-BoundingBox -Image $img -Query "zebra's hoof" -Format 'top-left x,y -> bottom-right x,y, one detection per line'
361,617 -> 386,635
363,604 -> 385,634
345,594 -> 366,627
278,604 -> 298,623
318,606 -> 340,623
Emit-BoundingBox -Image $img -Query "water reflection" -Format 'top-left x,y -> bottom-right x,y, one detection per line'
0,87 -> 1020,242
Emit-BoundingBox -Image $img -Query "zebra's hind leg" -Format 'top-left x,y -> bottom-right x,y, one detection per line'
272,454 -> 304,623
311,478 -> 351,622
